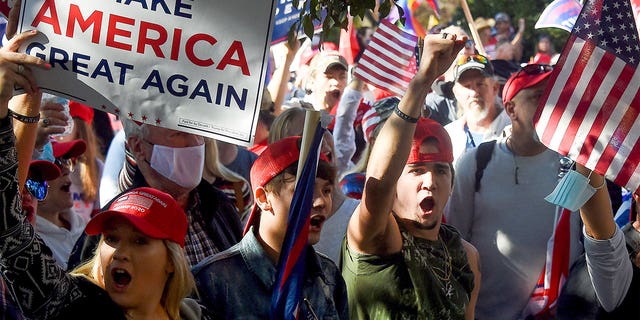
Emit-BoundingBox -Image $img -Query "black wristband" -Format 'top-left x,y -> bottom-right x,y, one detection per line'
394,106 -> 419,123
8,109 -> 40,124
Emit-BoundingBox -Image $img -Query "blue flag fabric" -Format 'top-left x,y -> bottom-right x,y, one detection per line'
270,123 -> 325,320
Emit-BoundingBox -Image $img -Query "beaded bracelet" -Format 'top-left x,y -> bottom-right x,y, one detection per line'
8,109 -> 40,124
394,106 -> 419,123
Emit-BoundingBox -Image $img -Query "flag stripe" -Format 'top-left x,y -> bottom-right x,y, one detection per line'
377,22 -> 418,49
354,20 -> 417,98
361,50 -> 412,84
583,68 -> 640,169
556,47 -> 616,155
542,37 -> 595,147
576,62 -> 637,165
615,126 -> 640,189
366,41 -> 415,69
354,64 -> 407,96
593,91 -> 640,176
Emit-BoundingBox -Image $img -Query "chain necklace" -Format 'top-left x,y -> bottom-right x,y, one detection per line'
429,237 -> 453,282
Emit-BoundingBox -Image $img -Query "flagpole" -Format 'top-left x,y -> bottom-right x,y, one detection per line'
296,110 -> 322,183
460,0 -> 488,57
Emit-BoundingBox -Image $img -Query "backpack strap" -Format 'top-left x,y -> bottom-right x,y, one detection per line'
474,140 -> 497,192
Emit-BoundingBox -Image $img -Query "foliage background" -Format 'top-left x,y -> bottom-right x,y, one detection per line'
312,0 -> 573,64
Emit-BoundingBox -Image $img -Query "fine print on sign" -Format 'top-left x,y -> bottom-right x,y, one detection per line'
19,0 -> 276,146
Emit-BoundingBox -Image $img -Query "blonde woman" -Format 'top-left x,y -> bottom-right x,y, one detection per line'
0,31 -> 210,320
57,101 -> 104,223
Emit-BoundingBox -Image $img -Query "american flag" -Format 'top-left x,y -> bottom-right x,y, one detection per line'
354,20 -> 418,97
270,122 -> 325,320
534,0 -> 640,194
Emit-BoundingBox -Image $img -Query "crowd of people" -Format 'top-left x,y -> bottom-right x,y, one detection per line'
0,3 -> 638,320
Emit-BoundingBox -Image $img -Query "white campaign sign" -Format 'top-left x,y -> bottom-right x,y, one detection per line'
18,0 -> 276,146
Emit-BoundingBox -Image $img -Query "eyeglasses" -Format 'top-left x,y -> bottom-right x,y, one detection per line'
25,179 -> 48,201
504,64 -> 554,101
456,54 -> 489,66
55,157 -> 77,173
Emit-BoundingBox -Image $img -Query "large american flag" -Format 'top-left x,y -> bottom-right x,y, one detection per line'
354,20 -> 418,97
534,0 -> 640,194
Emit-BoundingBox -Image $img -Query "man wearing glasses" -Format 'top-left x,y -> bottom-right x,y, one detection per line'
445,54 -> 510,164
446,65 -> 583,319
33,139 -> 87,270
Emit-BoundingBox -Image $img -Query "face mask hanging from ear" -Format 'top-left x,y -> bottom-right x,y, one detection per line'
544,168 -> 598,212
150,144 -> 205,189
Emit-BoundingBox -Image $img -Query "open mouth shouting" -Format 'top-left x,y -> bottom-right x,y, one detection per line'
419,196 -> 435,213
309,215 -> 327,232
110,268 -> 132,292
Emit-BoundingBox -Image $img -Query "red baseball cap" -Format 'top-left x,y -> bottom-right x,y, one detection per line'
85,187 -> 188,247
52,139 -> 86,159
502,64 -> 553,103
69,101 -> 94,124
28,160 -> 61,181
244,136 -> 330,234
407,118 -> 454,164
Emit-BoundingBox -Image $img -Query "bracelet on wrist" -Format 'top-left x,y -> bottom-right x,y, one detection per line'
8,109 -> 40,124
394,106 -> 419,123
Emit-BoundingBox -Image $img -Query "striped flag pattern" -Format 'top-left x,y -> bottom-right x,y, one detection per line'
354,20 -> 418,97
534,0 -> 640,194
270,123 -> 325,320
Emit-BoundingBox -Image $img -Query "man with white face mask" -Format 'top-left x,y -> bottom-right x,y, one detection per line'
73,120 -> 242,267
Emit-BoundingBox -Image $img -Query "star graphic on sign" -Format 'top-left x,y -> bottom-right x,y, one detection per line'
101,105 -> 107,110
156,118 -> 162,125
128,112 -> 134,118
142,115 -> 148,121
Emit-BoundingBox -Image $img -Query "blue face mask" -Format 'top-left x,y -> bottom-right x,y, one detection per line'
544,169 -> 597,212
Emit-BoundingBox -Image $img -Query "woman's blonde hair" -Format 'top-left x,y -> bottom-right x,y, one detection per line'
268,107 -> 307,144
71,238 -> 195,320
202,138 -> 244,184
73,118 -> 102,203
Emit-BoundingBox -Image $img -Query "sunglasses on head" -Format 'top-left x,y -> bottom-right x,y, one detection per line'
504,64 -> 553,101
457,54 -> 488,66
55,157 -> 77,173
26,179 -> 48,201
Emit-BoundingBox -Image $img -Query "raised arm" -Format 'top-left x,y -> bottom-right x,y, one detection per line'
577,164 -> 632,311
348,34 -> 466,254
333,76 -> 364,173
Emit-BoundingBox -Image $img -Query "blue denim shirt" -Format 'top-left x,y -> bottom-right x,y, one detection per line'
193,228 -> 348,319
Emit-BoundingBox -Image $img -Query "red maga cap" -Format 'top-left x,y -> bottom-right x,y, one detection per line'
502,64 -> 553,103
69,101 -> 94,124
407,118 -> 454,164
51,139 -> 86,159
28,160 -> 61,181
244,136 -> 330,234
85,187 -> 188,247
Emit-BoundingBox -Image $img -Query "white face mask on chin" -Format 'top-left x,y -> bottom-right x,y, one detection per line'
149,143 -> 205,189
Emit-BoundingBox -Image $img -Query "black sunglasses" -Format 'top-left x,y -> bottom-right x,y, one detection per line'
26,179 -> 48,201
504,64 -> 553,101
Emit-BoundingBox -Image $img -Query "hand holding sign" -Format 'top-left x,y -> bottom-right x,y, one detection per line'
17,0 -> 276,146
